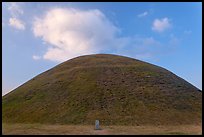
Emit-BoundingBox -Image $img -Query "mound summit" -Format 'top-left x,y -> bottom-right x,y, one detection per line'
2,54 -> 202,125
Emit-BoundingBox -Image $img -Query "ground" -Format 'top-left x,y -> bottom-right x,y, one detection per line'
2,123 -> 202,135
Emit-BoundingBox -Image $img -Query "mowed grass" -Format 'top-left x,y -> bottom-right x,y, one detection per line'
2,123 -> 202,135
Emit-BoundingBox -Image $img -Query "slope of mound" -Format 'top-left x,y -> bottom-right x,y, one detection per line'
2,54 -> 202,125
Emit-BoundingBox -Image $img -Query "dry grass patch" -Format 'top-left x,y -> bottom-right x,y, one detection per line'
2,123 -> 202,135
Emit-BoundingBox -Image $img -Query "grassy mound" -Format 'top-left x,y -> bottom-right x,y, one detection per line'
2,54 -> 202,125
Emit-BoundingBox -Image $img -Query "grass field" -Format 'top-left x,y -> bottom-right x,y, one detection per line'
2,123 -> 202,135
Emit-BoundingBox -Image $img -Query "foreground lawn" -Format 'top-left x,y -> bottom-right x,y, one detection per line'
2,123 -> 202,135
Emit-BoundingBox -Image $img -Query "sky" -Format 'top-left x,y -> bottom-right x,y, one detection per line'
2,2 -> 202,96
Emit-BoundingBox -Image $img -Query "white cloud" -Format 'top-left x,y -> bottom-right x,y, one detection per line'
33,8 -> 119,62
32,55 -> 41,60
152,17 -> 171,32
138,11 -> 148,17
8,2 -> 24,17
9,17 -> 25,30
8,2 -> 25,30
32,8 -> 172,63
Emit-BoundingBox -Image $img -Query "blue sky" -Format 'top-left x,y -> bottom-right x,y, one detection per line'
2,2 -> 202,95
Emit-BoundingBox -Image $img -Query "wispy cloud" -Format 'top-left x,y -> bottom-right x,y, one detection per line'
7,2 -> 25,30
9,17 -> 25,30
152,17 -> 171,32
32,55 -> 41,60
138,11 -> 148,17
169,34 -> 180,46
115,36 -> 163,61
8,2 -> 24,17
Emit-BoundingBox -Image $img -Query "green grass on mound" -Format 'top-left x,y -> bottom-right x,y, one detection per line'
3,54 -> 202,126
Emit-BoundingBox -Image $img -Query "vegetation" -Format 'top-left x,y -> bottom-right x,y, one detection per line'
2,54 -> 202,126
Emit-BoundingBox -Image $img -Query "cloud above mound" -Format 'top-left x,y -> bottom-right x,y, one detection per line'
33,8 -> 172,63
152,18 -> 171,32
9,17 -> 25,30
8,2 -> 26,30
33,8 -> 120,62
